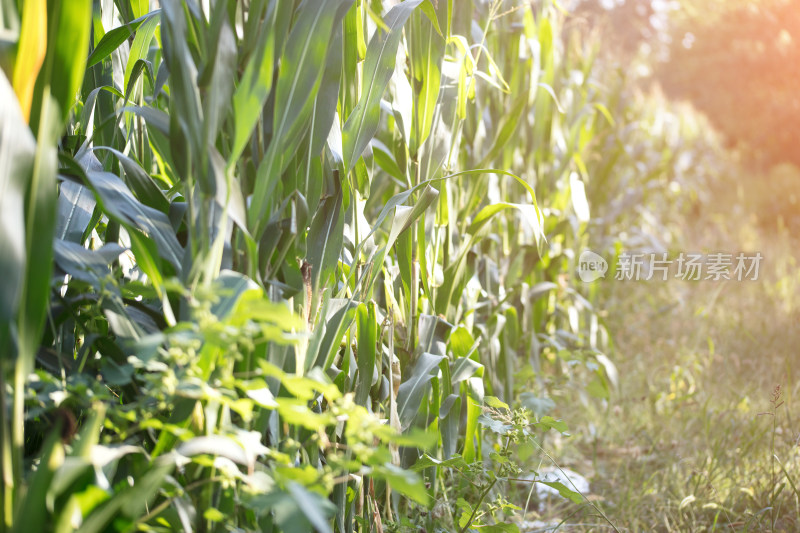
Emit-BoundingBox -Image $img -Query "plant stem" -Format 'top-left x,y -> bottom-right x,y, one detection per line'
457,437 -> 511,533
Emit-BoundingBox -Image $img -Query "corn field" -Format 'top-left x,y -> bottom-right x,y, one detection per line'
0,0 -> 772,531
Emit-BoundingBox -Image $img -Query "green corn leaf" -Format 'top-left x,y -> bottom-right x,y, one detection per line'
396,352 -> 445,431
462,379 -> 484,463
120,105 -> 170,136
478,92 -> 527,167
94,147 -> 170,213
123,12 -> 159,97
159,0 -> 202,184
0,71 -> 36,323
440,394 -> 461,459
248,0 -> 353,233
30,0 -> 91,129
287,482 -> 336,533
437,197 -> 544,314
355,301 -> 378,406
199,0 -> 236,148
128,0 -> 149,20
229,1 -> 277,165
409,7 -> 444,154
342,0 -> 426,171
11,0 -> 92,504
451,357 -> 483,385
78,458 -> 173,533
307,297 -> 359,372
55,180 -> 96,243
209,270 -> 259,320
85,170 -> 183,273
309,24 -> 344,157
271,0 -> 353,150
53,240 -> 125,286
371,139 -> 405,180
306,183 -> 344,305
339,0 -> 361,121
11,431 -> 63,533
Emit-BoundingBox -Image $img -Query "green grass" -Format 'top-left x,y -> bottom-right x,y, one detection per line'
542,169 -> 800,531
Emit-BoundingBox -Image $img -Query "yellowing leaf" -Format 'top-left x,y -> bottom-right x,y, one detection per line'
12,0 -> 47,122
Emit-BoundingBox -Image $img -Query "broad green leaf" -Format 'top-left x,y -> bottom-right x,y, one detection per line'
306,183 -> 344,304
416,313 -> 451,356
355,302 -> 378,406
484,396 -> 510,410
307,297 -> 359,371
11,431 -> 63,533
85,171 -> 183,272
342,0 -> 425,170
371,139 -> 405,180
396,352 -> 445,431
230,290 -> 305,331
160,1 -> 203,181
123,12 -> 159,96
538,480 -> 583,505
120,105 -> 170,135
78,458 -> 172,533
410,453 -> 467,472
229,1 -> 276,164
177,435 -> 265,467
249,0 -> 353,232
463,378 -> 484,463
348,183 -> 438,300
409,7 -> 444,153
271,0 -> 353,151
478,92 -> 527,167
87,11 -> 161,69
440,394 -> 461,458
209,270 -> 259,320
31,0 -> 92,129
374,463 -> 429,505
309,23 -> 344,157
339,0 -> 361,120
129,0 -> 149,19
287,482 -> 336,533
94,147 -> 170,213
478,413 -> 512,435
0,71 -> 36,322
537,416 -> 569,435
199,0 -> 236,147
53,240 -> 124,286
437,189 -> 544,314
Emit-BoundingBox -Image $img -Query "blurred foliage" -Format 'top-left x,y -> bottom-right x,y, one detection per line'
658,0 -> 800,167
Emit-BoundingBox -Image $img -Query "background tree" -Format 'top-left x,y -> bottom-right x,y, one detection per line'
657,0 -> 800,168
